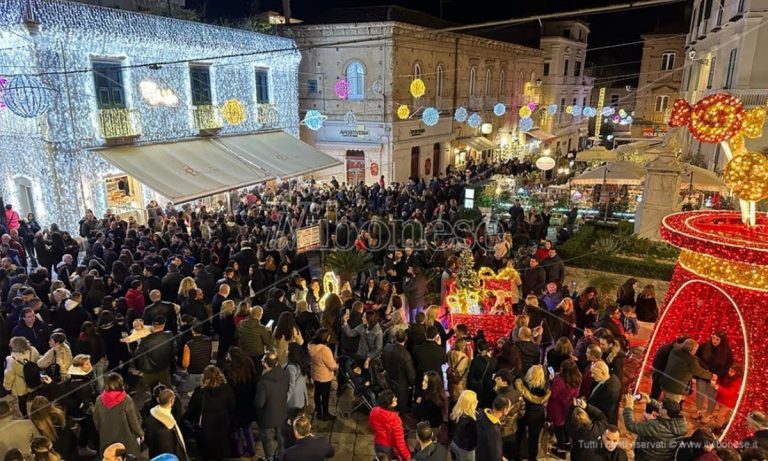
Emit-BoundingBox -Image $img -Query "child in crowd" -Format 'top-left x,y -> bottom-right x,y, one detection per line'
714,364 -> 743,426
120,318 -> 152,344
621,305 -> 639,336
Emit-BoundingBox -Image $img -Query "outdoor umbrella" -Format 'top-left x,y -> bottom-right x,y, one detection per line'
576,145 -> 619,162
570,160 -> 646,186
679,165 -> 727,193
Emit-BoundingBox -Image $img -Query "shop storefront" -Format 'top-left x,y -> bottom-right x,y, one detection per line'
310,121 -> 390,184
392,118 -> 453,182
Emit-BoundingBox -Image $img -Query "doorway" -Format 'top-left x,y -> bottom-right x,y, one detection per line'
433,143 -> 441,177
410,146 -> 420,178
345,150 -> 365,186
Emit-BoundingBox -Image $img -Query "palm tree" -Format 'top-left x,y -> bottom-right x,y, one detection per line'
323,250 -> 375,287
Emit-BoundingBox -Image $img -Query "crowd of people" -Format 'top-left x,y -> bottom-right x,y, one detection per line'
0,159 -> 763,461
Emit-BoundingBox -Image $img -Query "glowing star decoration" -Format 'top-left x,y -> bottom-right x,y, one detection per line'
410,78 -> 426,98
493,103 -> 506,116
221,99 -> 247,125
565,105 -> 573,115
602,106 -> 615,116
689,93 -> 744,144
741,107 -> 766,139
518,105 -> 532,118
468,112 -> 482,129
527,102 -> 536,111
334,79 -> 350,100
519,117 -> 533,132
572,105 -> 583,116
723,151 -> 768,202
301,109 -> 327,131
668,98 -> 692,127
2,74 -> 53,118
454,107 -> 468,123
422,107 -> 439,127
397,105 -> 410,120
547,104 -> 558,115
139,80 -> 179,106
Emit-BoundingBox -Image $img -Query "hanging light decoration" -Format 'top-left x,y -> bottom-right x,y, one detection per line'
397,105 -> 410,120
422,107 -> 439,126
454,106 -> 468,123
300,109 -> 328,131
519,117 -> 533,132
689,93 -> 744,143
410,78 -> 426,98
536,155 -> 556,170
527,102 -> 537,111
547,104 -> 558,115
519,105 -> 532,118
221,99 -> 247,125
742,107 -> 767,139
2,74 -> 53,118
334,79 -> 350,100
723,151 -> 768,202
493,103 -> 506,116
468,112 -> 482,128
572,105 -> 583,116
565,105 -> 573,115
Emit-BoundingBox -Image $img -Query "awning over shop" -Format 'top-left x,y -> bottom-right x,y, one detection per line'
525,129 -> 556,141
466,136 -> 497,151
94,130 -> 342,203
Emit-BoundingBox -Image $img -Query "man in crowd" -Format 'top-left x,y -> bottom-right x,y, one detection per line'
136,317 -> 175,389
281,415 -> 334,461
254,352 -> 289,461
476,395 -> 511,461
382,329 -> 416,412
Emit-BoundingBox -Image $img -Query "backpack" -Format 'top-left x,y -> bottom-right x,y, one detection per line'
447,355 -> 467,386
16,352 -> 41,389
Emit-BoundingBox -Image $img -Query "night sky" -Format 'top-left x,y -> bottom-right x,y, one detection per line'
190,0 -> 690,86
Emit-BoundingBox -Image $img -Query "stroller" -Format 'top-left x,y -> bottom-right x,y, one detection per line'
337,355 -> 389,418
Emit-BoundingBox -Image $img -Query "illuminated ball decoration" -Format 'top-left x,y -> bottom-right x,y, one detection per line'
527,102 -> 536,111
221,99 -> 247,125
618,109 -> 627,118
723,152 -> 768,201
2,74 -> 53,118
668,98 -> 693,127
518,117 -> 533,132
139,80 -> 179,107
572,105 -> 582,116
493,103 -> 506,116
468,112 -> 482,129
454,107 -> 468,123
518,105 -> 532,118
535,156 -> 556,170
300,109 -> 327,131
410,78 -> 426,98
612,115 -> 621,123
602,106 -> 615,116
741,107 -> 766,139
565,105 -> 573,115
547,104 -> 558,115
689,93 -> 744,144
397,104 -> 410,120
334,79 -> 350,100
730,134 -> 746,153
422,107 -> 439,127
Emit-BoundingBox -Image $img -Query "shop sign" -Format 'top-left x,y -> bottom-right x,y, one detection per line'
410,128 -> 426,137
339,125 -> 370,138
643,126 -> 668,138
296,226 -> 321,253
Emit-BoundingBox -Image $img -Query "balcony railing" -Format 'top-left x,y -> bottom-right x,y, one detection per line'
192,105 -> 223,131
97,108 -> 142,139
693,88 -> 768,108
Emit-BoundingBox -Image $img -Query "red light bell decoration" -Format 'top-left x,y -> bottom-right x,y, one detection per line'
637,210 -> 768,443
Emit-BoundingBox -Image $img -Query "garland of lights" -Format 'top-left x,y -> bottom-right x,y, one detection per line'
678,249 -> 768,291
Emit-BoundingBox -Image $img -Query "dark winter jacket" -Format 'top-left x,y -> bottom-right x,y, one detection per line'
514,340 -> 541,372
451,414 -> 477,451
382,343 -> 416,391
623,407 -> 687,461
475,409 -> 503,461
566,404 -> 609,461
185,385 -> 236,460
253,366 -> 290,428
145,406 -> 188,461
466,355 -> 497,408
413,341 -> 447,381
135,330 -> 175,374
660,348 -> 712,395
588,374 -> 621,425
412,442 -> 449,461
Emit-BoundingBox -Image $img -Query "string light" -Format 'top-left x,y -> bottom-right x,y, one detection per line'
668,98 -> 692,127
493,103 -> 506,116
455,106 -> 468,123
301,109 -> 327,131
468,112 -> 482,129
422,107 -> 439,127
410,78 -> 426,98
689,93 -> 744,143
678,250 -> 768,291
2,74 -> 53,118
397,104 -> 410,120
723,152 -> 768,202
0,77 -> 7,109
334,79 -> 350,100
602,106 -> 615,116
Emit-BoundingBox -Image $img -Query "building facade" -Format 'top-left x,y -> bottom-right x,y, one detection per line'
682,0 -> 768,170
289,8 -> 543,185
631,33 -> 685,139
539,20 -> 595,158
0,0 -> 301,232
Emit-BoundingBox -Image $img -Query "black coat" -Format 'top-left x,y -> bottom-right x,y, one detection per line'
232,248 -> 257,277
660,348 -> 713,395
413,342 -> 447,380
136,330 -> 175,374
185,385 -> 236,460
466,355 -> 497,408
143,301 -> 179,334
253,367 -> 290,428
194,270 -> 217,303
514,341 -> 541,373
476,409 -> 503,461
161,272 -> 184,303
145,410 -> 188,461
520,266 -> 546,296
451,414 -> 478,451
406,323 -> 426,354
587,374 -> 621,425
54,303 -> 90,343
566,404 -> 609,461
382,343 -> 416,390
282,436 -> 335,461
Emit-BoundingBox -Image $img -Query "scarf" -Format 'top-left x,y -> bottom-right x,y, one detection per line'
150,405 -> 186,451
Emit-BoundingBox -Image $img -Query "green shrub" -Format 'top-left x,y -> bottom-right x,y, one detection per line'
452,207 -> 484,225
617,220 -> 634,236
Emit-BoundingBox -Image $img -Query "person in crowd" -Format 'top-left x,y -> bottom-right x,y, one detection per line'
61,354 -> 98,452
254,352 -> 290,460
0,399 -> 38,459
743,411 -> 768,452
540,282 -> 563,312
476,395 -> 511,461
492,369 -> 524,461
37,332 -> 71,383
185,365 -> 235,461
308,329 -> 338,421
135,316 -> 175,389
143,289 -> 179,334
588,360 -> 621,425
415,370 -> 448,432
144,388 -> 187,461
282,415 -> 335,461
590,425 -> 628,461
635,284 -> 659,322
274,311 -> 304,367
566,397 -> 609,461
696,332 -> 733,423
551,298 -> 576,342
616,278 -> 638,308
369,390 -> 410,461
12,308 -> 50,353
285,342 -> 310,412
594,329 -> 625,382
624,393 -> 687,461
448,337 -> 471,402
542,247 -> 565,287
237,305 -> 274,368
342,310 -> 383,365
514,365 -> 551,461
547,359 -> 582,458
520,257 -> 546,298
179,323 -> 213,393
4,336 -> 41,416
714,364 -> 742,424
547,336 -> 575,374
216,299 -> 237,364
223,347 -> 258,457
93,373 -> 143,457
660,339 -> 715,403
412,421 -> 449,461
574,287 -> 599,335
30,437 -> 61,461
513,325 -> 541,373
449,390 -> 478,461
413,326 -> 447,385
467,340 -> 497,408
382,329 -> 416,413
597,306 -> 629,352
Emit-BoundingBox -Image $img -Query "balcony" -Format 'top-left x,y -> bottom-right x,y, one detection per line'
693,88 -> 768,107
97,108 -> 142,143
255,103 -> 280,129
192,105 -> 223,134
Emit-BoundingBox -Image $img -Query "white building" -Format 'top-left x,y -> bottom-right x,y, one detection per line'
682,0 -> 768,170
0,0 -> 337,232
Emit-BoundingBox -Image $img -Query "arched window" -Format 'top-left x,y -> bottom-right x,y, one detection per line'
485,68 -> 492,97
346,60 -> 365,100
661,52 -> 676,71
414,63 -> 422,80
469,67 -> 476,97
499,70 -> 506,97
436,65 -> 444,97
655,95 -> 670,113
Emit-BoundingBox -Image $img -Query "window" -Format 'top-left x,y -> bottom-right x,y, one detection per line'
661,52 -> 676,71
499,70 -> 505,97
543,62 -> 550,76
346,61 -> 365,100
611,94 -> 620,106
704,0 -> 713,19
716,2 -> 724,25
725,48 -> 737,88
14,178 -> 34,216
562,29 -> 570,38
563,60 -> 569,76
255,68 -> 270,103
436,65 -> 444,97
575,61 -> 582,77
738,0 -> 745,13
307,79 -> 318,94
707,56 -> 716,88
189,66 -> 212,106
485,68 -> 492,97
469,67 -> 476,97
92,62 -> 125,109
655,95 -> 670,112
413,63 -> 422,80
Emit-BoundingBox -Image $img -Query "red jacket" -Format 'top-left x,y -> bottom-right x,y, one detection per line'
716,376 -> 741,408
369,406 -> 410,461
125,288 -> 146,315
547,375 -> 580,426
4,209 -> 19,230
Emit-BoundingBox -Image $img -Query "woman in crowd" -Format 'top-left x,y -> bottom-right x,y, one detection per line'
515,365 -> 551,461
29,396 -> 78,461
3,336 -> 41,416
308,328 -> 338,421
285,342 -> 309,412
295,300 -> 320,350
448,338 -> 471,402
696,332 -> 734,423
449,390 -> 478,461
274,311 -> 304,367
93,373 -> 143,456
552,297 -> 576,341
216,299 -> 237,363
425,305 -> 451,345
467,340 -> 497,408
185,365 -> 236,461
616,277 -> 639,308
30,437 -> 61,461
635,284 -> 659,323
223,347 -> 257,458
495,338 -> 523,377
369,390 -> 410,461
360,277 -> 379,306
320,294 -> 343,350
547,337 -> 575,375
416,370 -> 448,432
546,359 -> 582,458
574,287 -> 599,333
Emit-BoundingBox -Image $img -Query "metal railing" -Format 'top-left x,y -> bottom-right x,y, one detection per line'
692,88 -> 768,107
97,108 -> 142,139
192,104 -> 223,131
255,103 -> 280,129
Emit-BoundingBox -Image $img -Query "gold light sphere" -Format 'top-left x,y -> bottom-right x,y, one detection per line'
723,151 -> 768,201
